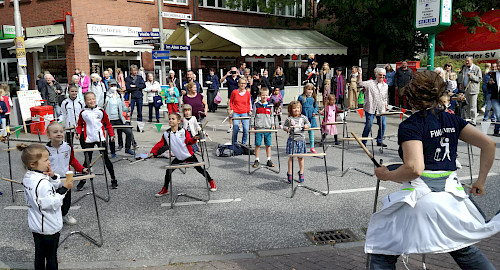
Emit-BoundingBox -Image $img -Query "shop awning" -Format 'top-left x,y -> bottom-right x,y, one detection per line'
165,22 -> 347,57
89,35 -> 153,53
0,39 -> 14,49
8,35 -> 63,53
436,10 -> 500,61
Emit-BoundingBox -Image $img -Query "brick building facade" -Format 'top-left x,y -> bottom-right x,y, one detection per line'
0,0 -> 312,89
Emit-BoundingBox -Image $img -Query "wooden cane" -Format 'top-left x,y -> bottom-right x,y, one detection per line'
1,177 -> 22,185
350,132 -> 381,167
89,154 -> 103,168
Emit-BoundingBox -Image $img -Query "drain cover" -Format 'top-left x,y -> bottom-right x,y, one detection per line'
305,229 -> 358,245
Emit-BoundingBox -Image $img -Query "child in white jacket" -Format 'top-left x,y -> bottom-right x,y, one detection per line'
18,143 -> 74,270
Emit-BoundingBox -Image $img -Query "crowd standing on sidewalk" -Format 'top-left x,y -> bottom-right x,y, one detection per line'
2,56 -> 500,269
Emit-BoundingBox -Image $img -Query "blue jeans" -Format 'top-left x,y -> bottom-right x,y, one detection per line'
483,93 -> 495,121
362,112 -> 386,144
130,97 -> 143,122
369,246 -> 495,270
232,112 -> 249,145
491,99 -> 500,133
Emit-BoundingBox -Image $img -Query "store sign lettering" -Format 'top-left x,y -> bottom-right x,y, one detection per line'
26,25 -> 64,37
87,24 -> 142,37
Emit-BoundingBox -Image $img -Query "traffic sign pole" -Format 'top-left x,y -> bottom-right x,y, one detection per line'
13,0 -> 27,90
157,0 -> 166,84
184,23 -> 191,71
427,33 -> 436,70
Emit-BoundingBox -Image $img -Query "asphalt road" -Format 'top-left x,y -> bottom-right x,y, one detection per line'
1,109 -> 499,269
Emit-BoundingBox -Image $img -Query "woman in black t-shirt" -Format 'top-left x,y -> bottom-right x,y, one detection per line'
366,71 -> 498,270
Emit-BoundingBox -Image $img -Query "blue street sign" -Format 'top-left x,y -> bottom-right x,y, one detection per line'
138,32 -> 160,37
152,50 -> 170,60
163,44 -> 191,51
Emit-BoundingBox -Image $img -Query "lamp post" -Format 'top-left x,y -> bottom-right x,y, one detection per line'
157,0 -> 166,84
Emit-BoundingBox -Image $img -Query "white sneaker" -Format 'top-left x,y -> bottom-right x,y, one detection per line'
63,215 -> 77,225
227,126 -> 233,133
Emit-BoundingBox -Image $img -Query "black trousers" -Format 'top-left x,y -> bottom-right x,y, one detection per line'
65,131 -> 74,146
164,155 -> 212,188
79,137 -> 116,180
206,90 -> 218,111
109,120 -> 132,153
61,190 -> 71,216
33,232 -> 60,270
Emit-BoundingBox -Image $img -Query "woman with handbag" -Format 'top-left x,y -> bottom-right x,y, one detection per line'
205,68 -> 220,112
145,73 -> 161,123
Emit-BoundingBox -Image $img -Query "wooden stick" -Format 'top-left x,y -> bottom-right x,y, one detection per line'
249,129 -> 278,133
74,147 -> 105,153
201,120 -> 209,130
64,174 -> 96,182
350,132 -> 381,167
2,147 -> 18,152
89,154 -> 102,168
1,177 -> 22,185
11,126 -> 23,134
111,125 -> 134,129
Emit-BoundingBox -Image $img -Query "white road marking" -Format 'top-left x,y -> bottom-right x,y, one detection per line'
161,198 -> 242,207
5,205 -> 81,210
313,187 -> 386,195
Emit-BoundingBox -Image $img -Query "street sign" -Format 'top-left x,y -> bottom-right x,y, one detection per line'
138,31 -> 160,37
415,0 -> 453,70
163,44 -> 191,51
152,50 -> 170,60
162,12 -> 192,20
415,0 -> 452,32
134,39 -> 160,45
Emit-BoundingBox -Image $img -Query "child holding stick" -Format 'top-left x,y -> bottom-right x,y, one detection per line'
45,122 -> 88,226
283,101 -> 310,183
149,113 -> 217,197
18,143 -> 74,270
75,92 -> 117,190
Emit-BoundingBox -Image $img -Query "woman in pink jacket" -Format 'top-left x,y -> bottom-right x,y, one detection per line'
76,68 -> 90,94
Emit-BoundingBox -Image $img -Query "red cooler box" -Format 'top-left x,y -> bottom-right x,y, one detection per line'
30,105 -> 54,135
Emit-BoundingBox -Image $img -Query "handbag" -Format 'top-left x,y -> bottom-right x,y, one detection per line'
153,94 -> 163,109
214,91 -> 222,104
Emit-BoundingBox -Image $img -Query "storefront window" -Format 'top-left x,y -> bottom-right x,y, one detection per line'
89,43 -> 105,56
40,60 -> 68,83
284,55 -> 307,86
39,45 -> 65,60
1,48 -> 13,59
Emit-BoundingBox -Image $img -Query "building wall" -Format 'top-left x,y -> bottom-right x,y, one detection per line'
0,0 -> 311,87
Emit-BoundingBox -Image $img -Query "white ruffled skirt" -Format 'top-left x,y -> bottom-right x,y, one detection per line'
365,171 -> 500,255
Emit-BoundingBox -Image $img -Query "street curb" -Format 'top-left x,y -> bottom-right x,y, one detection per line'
0,242 -> 367,269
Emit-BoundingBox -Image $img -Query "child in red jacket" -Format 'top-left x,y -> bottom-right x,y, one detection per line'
149,113 -> 216,197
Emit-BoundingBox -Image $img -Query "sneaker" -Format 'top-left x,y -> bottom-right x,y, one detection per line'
209,180 -> 217,192
266,160 -> 275,167
227,126 -> 233,133
334,141 -> 340,145
147,120 -> 153,123
117,146 -> 123,152
493,133 -> 500,137
287,173 -> 292,184
376,142 -> 388,147
125,149 -> 135,155
253,160 -> 260,168
279,125 -> 283,129
76,180 -> 86,191
111,180 -> 118,189
310,148 -> 317,153
111,153 -> 117,159
63,215 -> 77,225
298,172 -> 304,183
156,119 -> 160,123
155,187 -> 168,197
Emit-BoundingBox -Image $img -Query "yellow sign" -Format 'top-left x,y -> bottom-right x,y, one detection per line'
15,36 -> 26,58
